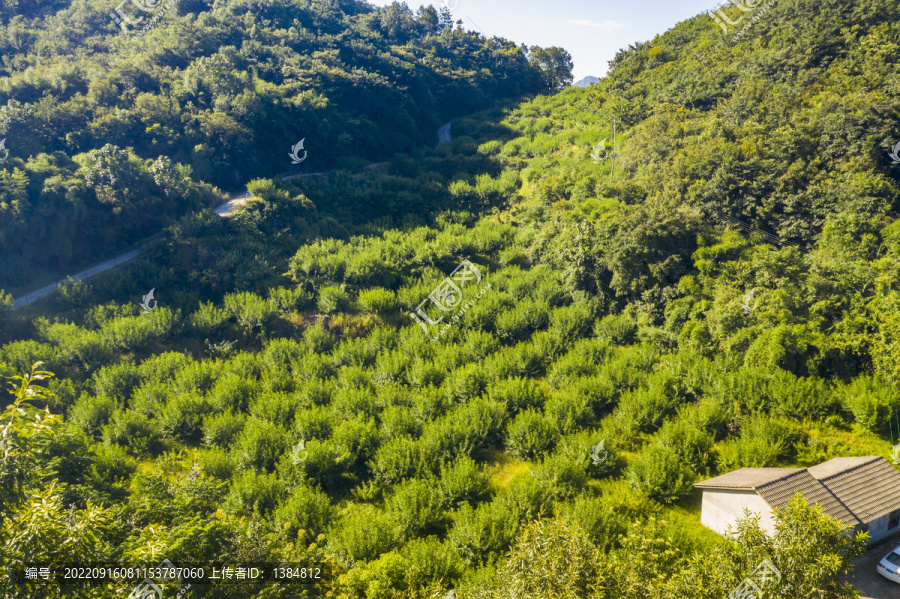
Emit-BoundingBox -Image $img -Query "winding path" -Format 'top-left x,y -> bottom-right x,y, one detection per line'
12,192 -> 250,311
11,122 -> 452,311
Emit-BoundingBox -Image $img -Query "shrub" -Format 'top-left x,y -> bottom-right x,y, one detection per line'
529,453 -> 588,501
226,470 -> 285,514
138,351 -> 194,383
202,410 -> 246,448
379,405 -> 421,440
328,505 -> 399,567
370,435 -> 424,486
272,484 -> 334,538
249,391 -> 298,423
332,416 -> 380,474
595,313 -> 638,344
506,410 -> 559,459
544,390 -> 593,435
487,376 -> 546,414
716,416 -> 802,472
234,418 -> 289,471
223,292 -> 278,336
317,285 -> 351,314
91,362 -> 142,401
463,517 -> 604,598
102,409 -> 164,455
269,286 -> 315,313
387,478 -> 447,540
208,372 -> 257,411
559,493 -> 620,551
159,393 -> 214,443
448,499 -> 520,566
554,429 -> 616,478
841,376 -> 900,434
303,325 -> 335,354
400,537 -> 466,587
69,394 -> 117,437
197,447 -> 236,479
298,438 -> 349,489
190,301 -> 231,334
294,405 -> 337,441
625,444 -> 695,504
444,363 -> 489,403
357,288 -> 399,316
655,417 -> 714,474
438,456 -> 490,508
89,442 -> 138,483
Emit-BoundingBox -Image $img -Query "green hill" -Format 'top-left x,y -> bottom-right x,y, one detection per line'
1,0 -> 899,597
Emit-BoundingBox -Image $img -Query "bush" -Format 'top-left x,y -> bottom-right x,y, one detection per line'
487,376 -> 546,414
387,478 -> 447,540
269,286 -> 315,313
102,409 -> 164,455
357,288 -> 399,316
159,392 -> 214,443
226,470 -> 286,514
317,285 -> 351,314
506,410 -> 559,459
272,484 -> 334,538
197,447 -> 236,479
202,410 -> 246,447
370,435 -> 425,486
69,394 -> 117,437
841,376 -> 900,434
90,442 -> 138,483
655,417 -> 714,474
544,390 -> 593,435
462,517 -> 604,598
299,324 -> 333,355
595,313 -> 638,344
625,444 -> 695,504
448,499 -> 520,566
554,429 -> 616,478
559,493 -> 620,551
716,416 -> 801,472
91,362 -> 142,401
190,301 -> 231,334
400,537 -> 466,587
234,418 -> 289,471
298,438 -> 350,489
438,456 -> 490,508
328,505 -> 399,567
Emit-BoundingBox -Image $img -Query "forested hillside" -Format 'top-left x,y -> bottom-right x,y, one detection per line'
2,0 -> 900,598
0,0 -> 550,289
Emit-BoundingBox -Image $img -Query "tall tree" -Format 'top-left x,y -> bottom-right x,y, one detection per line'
528,46 -> 574,90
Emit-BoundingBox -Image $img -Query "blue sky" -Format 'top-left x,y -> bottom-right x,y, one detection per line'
364,0 -> 721,81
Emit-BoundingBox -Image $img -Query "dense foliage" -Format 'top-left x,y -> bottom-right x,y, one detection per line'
0,0 -> 561,289
1,0 -> 899,597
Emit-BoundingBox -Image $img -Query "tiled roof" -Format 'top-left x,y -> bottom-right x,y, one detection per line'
694,468 -> 802,490
809,457 -> 900,522
695,457 -> 900,526
755,470 -> 860,527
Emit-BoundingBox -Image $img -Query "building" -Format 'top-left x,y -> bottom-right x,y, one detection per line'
694,456 -> 900,545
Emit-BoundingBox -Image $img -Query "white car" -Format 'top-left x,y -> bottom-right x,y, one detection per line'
877,544 -> 900,583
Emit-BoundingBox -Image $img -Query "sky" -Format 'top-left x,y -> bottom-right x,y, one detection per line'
364,0 -> 721,82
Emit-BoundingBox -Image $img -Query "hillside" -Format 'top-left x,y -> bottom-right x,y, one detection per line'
1,0 -> 900,598
0,0 -> 552,290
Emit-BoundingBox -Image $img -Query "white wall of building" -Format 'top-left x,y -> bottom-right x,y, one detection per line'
700,489 -> 776,536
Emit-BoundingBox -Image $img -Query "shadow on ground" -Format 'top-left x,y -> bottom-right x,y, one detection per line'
849,542 -> 900,599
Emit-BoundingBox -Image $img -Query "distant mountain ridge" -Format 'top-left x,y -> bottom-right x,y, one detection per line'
574,76 -> 599,87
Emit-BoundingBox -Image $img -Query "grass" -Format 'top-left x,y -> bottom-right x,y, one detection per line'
482,449 -> 531,492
